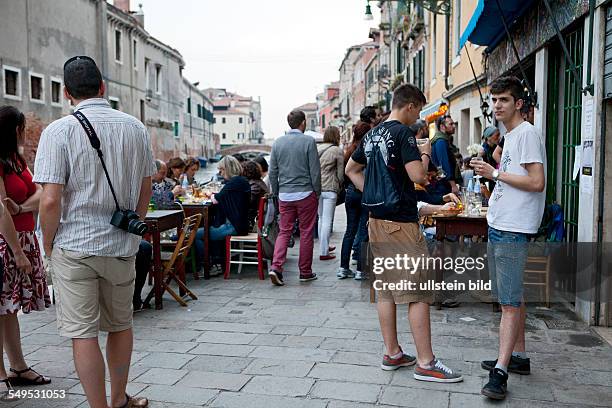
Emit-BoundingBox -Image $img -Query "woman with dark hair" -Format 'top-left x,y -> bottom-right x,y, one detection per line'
166,157 -> 186,185
253,155 -> 270,189
338,121 -> 372,280
317,126 -> 343,261
0,106 -> 51,399
184,157 -> 200,185
243,160 -> 269,230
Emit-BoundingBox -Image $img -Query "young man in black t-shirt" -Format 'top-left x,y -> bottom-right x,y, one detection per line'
346,84 -> 463,383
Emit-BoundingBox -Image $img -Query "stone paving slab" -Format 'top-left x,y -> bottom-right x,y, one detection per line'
6,206 -> 612,408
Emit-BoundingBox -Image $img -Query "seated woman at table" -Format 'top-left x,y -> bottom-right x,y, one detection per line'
194,156 -> 250,269
166,157 -> 186,185
184,157 -> 200,185
152,159 -> 182,209
243,160 -> 269,231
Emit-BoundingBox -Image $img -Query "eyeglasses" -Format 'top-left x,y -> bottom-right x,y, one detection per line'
63,55 -> 96,69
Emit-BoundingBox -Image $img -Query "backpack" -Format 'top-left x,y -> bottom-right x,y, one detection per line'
536,203 -> 565,242
259,196 -> 279,260
361,129 -> 401,218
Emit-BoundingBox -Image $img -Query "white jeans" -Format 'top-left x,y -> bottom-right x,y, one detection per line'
318,191 -> 337,256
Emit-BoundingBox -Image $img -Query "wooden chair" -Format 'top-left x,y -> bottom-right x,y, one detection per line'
144,214 -> 202,307
524,255 -> 551,307
224,196 -> 266,280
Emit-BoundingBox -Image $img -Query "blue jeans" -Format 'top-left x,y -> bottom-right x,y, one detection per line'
195,220 -> 237,266
487,227 -> 529,307
341,186 -> 368,271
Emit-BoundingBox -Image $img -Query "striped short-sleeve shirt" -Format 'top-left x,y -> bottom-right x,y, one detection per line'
33,98 -> 156,257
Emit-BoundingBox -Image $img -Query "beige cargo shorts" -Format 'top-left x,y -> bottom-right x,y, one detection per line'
49,247 -> 136,338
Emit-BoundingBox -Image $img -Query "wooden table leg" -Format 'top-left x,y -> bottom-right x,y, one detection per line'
152,229 -> 163,310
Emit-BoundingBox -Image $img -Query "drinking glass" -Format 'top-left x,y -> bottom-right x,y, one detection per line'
472,157 -> 483,182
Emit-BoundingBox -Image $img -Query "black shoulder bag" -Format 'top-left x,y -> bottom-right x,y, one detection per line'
72,110 -> 147,236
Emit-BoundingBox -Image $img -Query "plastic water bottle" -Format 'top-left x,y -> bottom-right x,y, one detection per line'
182,174 -> 191,199
472,177 -> 482,214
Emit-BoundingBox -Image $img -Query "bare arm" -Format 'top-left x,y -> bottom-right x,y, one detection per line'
345,158 -> 365,192
0,177 -> 32,273
405,160 -> 428,185
136,177 -> 152,220
418,202 -> 455,216
39,183 -> 64,255
474,160 -> 545,193
493,145 -> 503,164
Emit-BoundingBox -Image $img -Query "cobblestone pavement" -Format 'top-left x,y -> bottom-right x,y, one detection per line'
5,207 -> 612,408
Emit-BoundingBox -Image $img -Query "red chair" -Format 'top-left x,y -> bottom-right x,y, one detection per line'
224,196 -> 266,280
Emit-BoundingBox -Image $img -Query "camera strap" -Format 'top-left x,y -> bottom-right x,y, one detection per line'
72,110 -> 121,212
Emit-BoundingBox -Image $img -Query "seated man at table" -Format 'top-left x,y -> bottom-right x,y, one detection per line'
194,156 -> 250,271
133,240 -> 152,311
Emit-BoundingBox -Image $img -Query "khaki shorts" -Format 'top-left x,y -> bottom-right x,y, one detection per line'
368,218 -> 433,304
50,248 -> 136,338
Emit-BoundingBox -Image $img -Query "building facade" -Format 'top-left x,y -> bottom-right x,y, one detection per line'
0,0 -> 215,164
205,88 -> 264,148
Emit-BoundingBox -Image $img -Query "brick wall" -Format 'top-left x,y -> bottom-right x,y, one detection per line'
23,112 -> 46,170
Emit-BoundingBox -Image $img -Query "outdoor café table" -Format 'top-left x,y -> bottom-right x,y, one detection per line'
180,202 -> 213,279
145,209 -> 184,310
432,212 -> 489,310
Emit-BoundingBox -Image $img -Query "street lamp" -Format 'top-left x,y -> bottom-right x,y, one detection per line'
363,0 -> 451,17
188,81 -> 200,144
364,0 -> 373,20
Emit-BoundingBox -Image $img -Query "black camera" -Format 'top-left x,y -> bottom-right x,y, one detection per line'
110,209 -> 148,236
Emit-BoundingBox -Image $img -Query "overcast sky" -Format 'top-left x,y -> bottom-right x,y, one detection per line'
138,0 -> 380,140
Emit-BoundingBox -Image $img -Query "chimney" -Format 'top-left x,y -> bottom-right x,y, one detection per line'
113,0 -> 130,13
134,3 -> 144,27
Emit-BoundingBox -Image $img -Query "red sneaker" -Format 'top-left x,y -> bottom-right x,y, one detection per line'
319,255 -> 336,261
380,347 -> 416,371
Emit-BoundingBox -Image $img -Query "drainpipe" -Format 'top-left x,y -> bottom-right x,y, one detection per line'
99,0 -> 108,92
444,12 -> 450,91
594,101 -> 607,326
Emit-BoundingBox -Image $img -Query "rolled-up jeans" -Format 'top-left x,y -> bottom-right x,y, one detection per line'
318,191 -> 337,256
487,226 -> 529,307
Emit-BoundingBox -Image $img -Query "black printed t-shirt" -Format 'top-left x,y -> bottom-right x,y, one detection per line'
351,120 -> 422,223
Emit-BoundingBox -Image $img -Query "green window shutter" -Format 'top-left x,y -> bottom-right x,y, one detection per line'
174,121 -> 179,137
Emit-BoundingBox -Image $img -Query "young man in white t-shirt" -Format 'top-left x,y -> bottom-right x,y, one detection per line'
471,76 -> 546,400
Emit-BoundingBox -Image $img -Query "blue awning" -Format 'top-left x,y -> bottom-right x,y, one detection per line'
459,0 -> 536,51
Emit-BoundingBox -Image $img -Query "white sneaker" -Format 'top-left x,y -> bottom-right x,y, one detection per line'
354,271 -> 366,280
337,268 -> 355,279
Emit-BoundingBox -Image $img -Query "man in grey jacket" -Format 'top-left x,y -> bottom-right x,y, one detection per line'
268,110 -> 321,286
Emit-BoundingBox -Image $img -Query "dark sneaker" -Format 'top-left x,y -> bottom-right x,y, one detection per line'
481,368 -> 508,400
299,273 -> 318,282
269,270 -> 284,286
481,356 -> 530,375
380,347 -> 416,371
414,359 -> 463,383
337,268 -> 355,279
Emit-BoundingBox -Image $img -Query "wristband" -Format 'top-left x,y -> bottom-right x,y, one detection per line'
421,153 -> 431,161
17,205 -> 22,214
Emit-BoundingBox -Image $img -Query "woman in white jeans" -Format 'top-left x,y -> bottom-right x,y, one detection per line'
317,126 -> 344,260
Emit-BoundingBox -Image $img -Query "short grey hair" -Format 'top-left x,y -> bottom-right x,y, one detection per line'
155,159 -> 165,172
218,156 -> 243,178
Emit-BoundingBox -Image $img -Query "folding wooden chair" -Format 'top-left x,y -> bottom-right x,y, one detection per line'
224,196 -> 266,280
144,214 -> 202,307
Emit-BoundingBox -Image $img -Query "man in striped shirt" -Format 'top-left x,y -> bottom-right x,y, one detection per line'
34,57 -> 154,408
